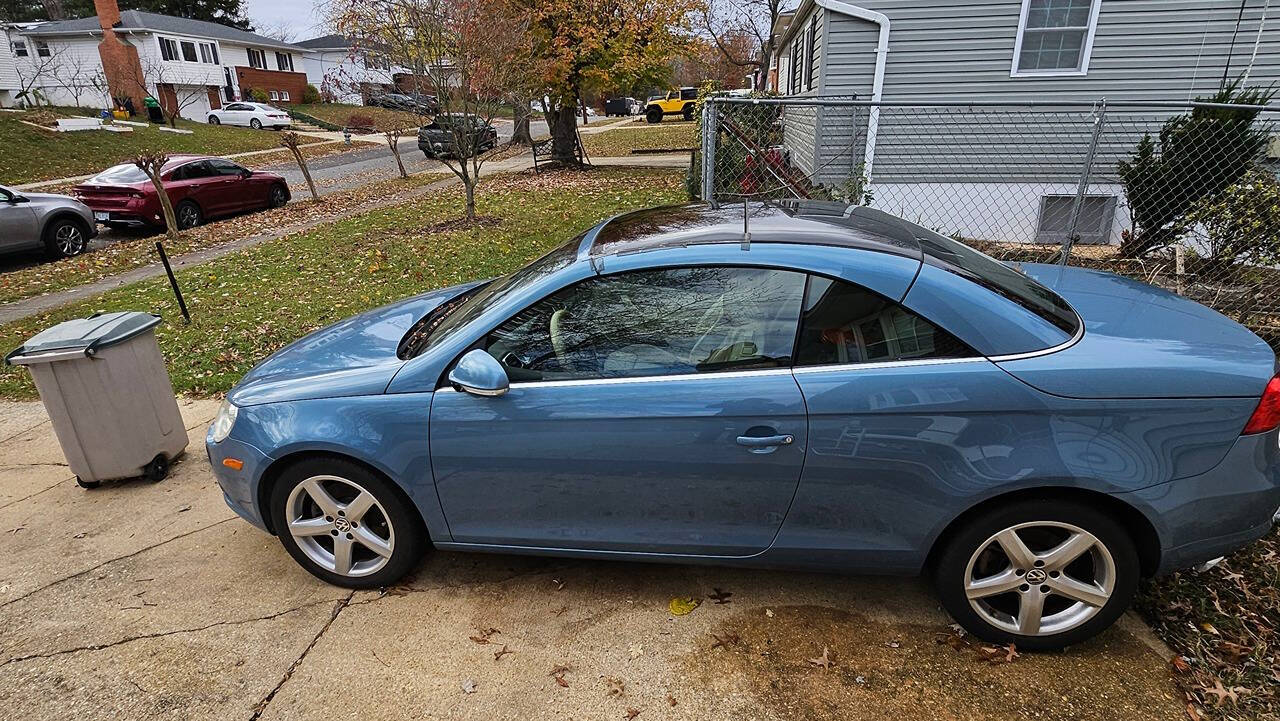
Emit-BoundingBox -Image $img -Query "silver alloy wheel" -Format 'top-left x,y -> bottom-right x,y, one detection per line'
54,223 -> 84,256
177,204 -> 199,229
963,521 -> 1115,637
286,474 -> 396,577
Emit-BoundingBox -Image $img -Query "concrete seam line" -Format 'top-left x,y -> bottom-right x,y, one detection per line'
0,598 -> 342,667
249,591 -> 355,720
0,517 -> 236,611
0,474 -> 74,511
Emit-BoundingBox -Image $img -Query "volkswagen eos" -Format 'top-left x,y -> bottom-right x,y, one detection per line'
207,201 -> 1280,649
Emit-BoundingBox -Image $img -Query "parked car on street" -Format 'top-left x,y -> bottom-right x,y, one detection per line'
370,92 -> 437,115
417,114 -> 499,158
207,102 -> 292,129
72,156 -> 290,230
0,184 -> 96,258
206,200 -> 1280,651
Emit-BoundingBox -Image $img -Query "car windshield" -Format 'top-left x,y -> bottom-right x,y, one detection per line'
913,229 -> 1080,337
398,236 -> 583,359
90,163 -> 150,184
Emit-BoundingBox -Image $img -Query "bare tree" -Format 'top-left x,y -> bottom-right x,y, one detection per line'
697,0 -> 784,83
330,0 -> 529,220
12,41 -> 68,107
121,56 -> 212,127
253,18 -> 300,43
280,131 -> 319,201
134,151 -> 181,241
49,51 -> 110,108
378,119 -> 409,178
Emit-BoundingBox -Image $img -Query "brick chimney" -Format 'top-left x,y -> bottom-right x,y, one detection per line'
93,0 -> 147,112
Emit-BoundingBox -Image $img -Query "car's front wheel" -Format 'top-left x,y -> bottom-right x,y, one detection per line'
268,184 -> 288,208
250,118 -> 262,130
932,499 -> 1138,650
270,457 -> 426,588
208,115 -> 220,125
44,217 -> 88,258
646,107 -> 662,124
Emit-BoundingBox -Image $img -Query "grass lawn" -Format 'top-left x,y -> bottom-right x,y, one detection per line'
583,122 -> 697,157
0,167 -> 684,398
0,110 -> 287,185
291,103 -> 423,130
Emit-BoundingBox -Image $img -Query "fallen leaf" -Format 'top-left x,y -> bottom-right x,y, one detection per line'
1170,655 -> 1192,673
629,644 -> 644,659
808,646 -> 833,671
668,597 -> 700,616
710,632 -> 741,650
1198,679 -> 1240,706
552,578 -> 565,590
493,645 -> 512,662
765,609 -> 774,618
708,588 -> 733,604
461,679 -> 477,694
885,639 -> 901,649
624,708 -> 640,719
605,676 -> 625,697
666,695 -> 678,707
469,627 -> 500,644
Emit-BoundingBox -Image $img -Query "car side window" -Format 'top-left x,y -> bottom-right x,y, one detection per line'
208,159 -> 245,176
484,267 -> 806,382
172,161 -> 213,180
795,276 -> 975,365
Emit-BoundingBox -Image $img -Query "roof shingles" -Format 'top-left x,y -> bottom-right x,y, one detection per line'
21,10 -> 304,51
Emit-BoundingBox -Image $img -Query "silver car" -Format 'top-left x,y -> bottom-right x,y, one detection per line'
0,185 -> 97,259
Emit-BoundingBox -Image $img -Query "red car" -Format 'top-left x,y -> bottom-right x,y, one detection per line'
72,155 -> 290,230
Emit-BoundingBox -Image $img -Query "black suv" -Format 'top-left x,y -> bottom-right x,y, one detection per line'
417,115 -> 499,158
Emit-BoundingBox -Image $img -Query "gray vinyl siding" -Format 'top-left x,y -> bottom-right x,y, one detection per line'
781,0 -> 1280,185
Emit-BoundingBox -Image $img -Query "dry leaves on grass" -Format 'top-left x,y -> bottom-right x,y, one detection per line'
468,627 -> 501,644
808,646 -> 834,671
550,664 -> 570,688
604,676 -> 626,697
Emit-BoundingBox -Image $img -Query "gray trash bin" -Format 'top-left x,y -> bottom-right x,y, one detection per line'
5,312 -> 187,489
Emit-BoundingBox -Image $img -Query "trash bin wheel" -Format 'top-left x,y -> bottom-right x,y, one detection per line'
76,476 -> 101,489
143,454 -> 170,483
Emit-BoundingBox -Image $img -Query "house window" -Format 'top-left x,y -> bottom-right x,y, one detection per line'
269,90 -> 279,100
159,37 -> 179,61
35,40 -> 50,57
804,16 -> 818,91
11,40 -> 27,57
275,52 -> 293,71
364,52 -> 388,70
1036,195 -> 1117,244
788,37 -> 802,94
1012,0 -> 1101,75
248,48 -> 266,69
199,42 -> 219,64
279,90 -> 290,101
180,40 -> 198,62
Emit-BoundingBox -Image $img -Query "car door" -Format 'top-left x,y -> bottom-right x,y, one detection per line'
169,160 -> 224,215
222,103 -> 250,126
0,188 -> 40,251
206,159 -> 253,212
429,266 -> 810,556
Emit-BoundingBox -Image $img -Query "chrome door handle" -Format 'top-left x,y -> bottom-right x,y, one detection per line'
736,434 -> 794,448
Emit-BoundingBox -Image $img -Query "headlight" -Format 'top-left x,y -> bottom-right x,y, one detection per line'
210,400 -> 238,443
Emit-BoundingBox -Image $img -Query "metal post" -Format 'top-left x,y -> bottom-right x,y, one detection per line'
701,99 -> 718,203
1059,99 -> 1107,266
155,241 -> 190,324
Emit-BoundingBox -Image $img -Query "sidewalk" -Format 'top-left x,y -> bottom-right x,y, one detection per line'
0,397 -> 1185,721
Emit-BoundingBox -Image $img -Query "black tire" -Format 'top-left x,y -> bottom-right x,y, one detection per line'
270,456 -> 426,589
645,107 -> 662,124
174,200 -> 202,230
268,184 -> 288,208
43,217 -> 89,258
250,118 -> 262,130
931,499 -> 1139,651
682,103 -> 694,121
143,454 -> 169,482
208,115 -> 220,125
76,476 -> 100,489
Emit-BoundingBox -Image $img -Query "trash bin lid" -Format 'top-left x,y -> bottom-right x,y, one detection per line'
5,312 -> 162,365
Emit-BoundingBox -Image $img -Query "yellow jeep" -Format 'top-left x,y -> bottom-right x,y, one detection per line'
645,87 -> 698,123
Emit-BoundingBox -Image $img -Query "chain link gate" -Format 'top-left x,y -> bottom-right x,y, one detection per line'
698,96 -> 1280,349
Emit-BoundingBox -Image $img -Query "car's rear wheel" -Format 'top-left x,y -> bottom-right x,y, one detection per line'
682,104 -> 694,121
270,457 -> 425,588
174,200 -> 202,230
268,184 -> 288,208
646,107 -> 662,124
250,118 -> 262,130
43,217 -> 88,258
208,115 -> 220,125
932,499 -> 1138,650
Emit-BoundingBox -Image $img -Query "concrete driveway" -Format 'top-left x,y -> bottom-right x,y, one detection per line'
0,399 -> 1185,720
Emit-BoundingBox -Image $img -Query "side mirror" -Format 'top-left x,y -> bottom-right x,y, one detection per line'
447,349 -> 509,397
240,169 -> 253,178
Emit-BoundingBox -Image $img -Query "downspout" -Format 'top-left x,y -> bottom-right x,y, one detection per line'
821,0 -> 890,177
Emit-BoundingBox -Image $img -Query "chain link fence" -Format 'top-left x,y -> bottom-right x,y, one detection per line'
697,96 -> 1280,349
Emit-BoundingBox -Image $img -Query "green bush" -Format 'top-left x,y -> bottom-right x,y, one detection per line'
244,87 -> 269,103
1186,168 -> 1280,270
302,84 -> 321,104
1117,79 -> 1275,257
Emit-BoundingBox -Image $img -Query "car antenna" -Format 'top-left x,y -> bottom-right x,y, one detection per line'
741,198 -> 751,251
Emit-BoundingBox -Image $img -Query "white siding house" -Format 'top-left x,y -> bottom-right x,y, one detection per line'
296,34 -> 394,105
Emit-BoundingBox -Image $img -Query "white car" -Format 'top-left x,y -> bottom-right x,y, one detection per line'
207,102 -> 291,130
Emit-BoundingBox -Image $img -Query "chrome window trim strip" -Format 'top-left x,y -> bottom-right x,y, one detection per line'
986,321 -> 1085,363
791,357 -> 988,374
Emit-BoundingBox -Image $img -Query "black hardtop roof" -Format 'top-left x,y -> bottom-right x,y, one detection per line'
589,200 -> 924,260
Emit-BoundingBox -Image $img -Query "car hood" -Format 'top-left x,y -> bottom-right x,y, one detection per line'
997,263 -> 1275,399
21,191 -> 78,203
228,280 -> 483,406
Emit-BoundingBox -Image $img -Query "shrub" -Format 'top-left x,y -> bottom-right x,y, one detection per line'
1117,79 -> 1275,257
1186,168 -> 1280,270
346,113 -> 376,132
302,84 -> 321,104
244,87 -> 269,103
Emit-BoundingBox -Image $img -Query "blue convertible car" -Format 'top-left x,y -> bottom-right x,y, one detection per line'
208,201 -> 1280,649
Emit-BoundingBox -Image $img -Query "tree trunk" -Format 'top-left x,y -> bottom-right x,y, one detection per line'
550,104 -> 579,165
464,179 -> 476,221
146,173 -> 180,242
291,147 -> 319,201
387,133 -> 407,178
510,103 -> 532,146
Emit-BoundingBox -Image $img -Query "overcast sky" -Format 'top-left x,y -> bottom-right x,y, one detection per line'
245,0 -> 326,42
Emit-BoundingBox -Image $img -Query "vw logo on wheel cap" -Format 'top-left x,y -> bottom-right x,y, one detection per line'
334,516 -> 352,532
1025,568 -> 1047,584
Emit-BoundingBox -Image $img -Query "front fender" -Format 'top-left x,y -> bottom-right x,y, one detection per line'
227,393 -> 450,541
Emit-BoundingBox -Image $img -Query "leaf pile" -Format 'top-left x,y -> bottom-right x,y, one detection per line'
1135,527 -> 1280,719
